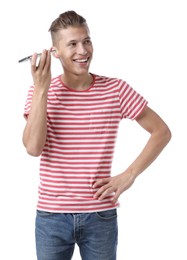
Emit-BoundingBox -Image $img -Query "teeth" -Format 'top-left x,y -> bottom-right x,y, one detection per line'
75,58 -> 88,63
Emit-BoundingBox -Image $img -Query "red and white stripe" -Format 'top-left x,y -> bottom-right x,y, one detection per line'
24,74 -> 147,213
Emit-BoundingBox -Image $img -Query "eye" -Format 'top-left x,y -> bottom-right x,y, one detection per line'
84,39 -> 92,45
68,42 -> 77,47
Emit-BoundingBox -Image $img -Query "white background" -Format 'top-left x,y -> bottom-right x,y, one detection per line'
0,0 -> 186,259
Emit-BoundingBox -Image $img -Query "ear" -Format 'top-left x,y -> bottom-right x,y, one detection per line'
50,47 -> 60,59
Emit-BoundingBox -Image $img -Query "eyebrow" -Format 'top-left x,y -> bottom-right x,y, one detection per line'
67,36 -> 91,44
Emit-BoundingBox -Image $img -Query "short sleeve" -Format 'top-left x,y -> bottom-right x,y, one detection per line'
23,85 -> 34,119
117,79 -> 148,120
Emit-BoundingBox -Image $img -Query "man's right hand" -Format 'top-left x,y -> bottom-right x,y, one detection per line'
31,49 -> 51,90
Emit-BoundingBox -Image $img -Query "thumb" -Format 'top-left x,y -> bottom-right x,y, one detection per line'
112,191 -> 121,204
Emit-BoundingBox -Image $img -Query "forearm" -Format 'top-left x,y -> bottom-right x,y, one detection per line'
93,106 -> 171,202
123,125 -> 171,179
23,88 -> 48,156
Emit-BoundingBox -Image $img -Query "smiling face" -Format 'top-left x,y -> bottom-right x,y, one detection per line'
52,25 -> 93,78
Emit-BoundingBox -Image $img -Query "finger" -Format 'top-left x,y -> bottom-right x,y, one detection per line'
30,52 -> 38,72
93,184 -> 113,199
96,187 -> 114,201
37,49 -> 48,70
92,177 -> 110,188
45,50 -> 51,71
112,190 -> 121,204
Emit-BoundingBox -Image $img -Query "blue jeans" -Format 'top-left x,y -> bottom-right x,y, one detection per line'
35,209 -> 118,260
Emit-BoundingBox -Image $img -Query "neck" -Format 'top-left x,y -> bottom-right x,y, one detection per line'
61,73 -> 93,91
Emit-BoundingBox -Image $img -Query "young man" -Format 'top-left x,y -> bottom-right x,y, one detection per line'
22,10 -> 171,260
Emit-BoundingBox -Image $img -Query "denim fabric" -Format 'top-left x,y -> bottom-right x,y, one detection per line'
35,209 -> 118,260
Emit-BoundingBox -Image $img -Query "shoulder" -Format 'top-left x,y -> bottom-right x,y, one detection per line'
93,73 -> 122,86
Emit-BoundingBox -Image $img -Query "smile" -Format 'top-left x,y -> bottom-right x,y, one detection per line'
73,57 -> 89,63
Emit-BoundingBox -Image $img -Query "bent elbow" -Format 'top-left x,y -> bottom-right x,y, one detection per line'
161,125 -> 172,146
22,135 -> 44,157
23,141 -> 43,157
26,148 -> 42,157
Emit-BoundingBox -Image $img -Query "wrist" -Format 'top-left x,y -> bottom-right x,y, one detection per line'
122,168 -> 139,181
33,85 -> 48,97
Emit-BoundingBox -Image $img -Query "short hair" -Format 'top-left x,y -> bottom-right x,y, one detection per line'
49,10 -> 87,33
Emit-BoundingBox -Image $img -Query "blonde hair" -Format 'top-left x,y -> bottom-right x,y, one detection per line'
48,11 -> 87,45
49,10 -> 87,30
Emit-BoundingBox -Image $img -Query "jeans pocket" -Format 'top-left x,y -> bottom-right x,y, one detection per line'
96,209 -> 117,220
36,210 -> 56,217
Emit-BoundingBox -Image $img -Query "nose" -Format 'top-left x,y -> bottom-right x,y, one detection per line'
77,43 -> 87,55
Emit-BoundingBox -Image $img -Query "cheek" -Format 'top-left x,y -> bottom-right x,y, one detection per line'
89,45 -> 94,52
59,52 -> 71,62
59,55 -> 74,67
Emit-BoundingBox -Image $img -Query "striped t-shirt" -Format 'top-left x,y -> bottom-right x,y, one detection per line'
24,74 -> 148,213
